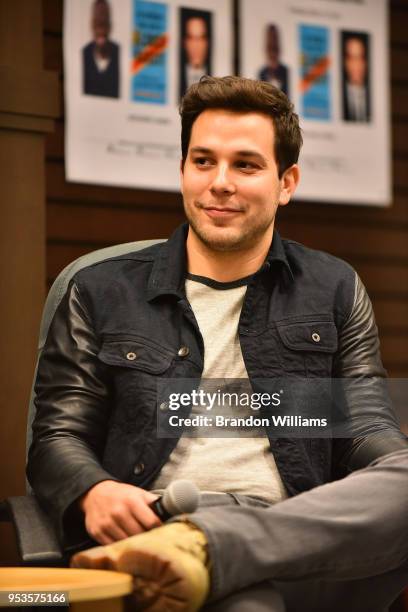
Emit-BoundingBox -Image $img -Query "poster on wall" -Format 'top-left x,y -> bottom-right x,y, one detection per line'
239,0 -> 390,206
64,0 -> 233,191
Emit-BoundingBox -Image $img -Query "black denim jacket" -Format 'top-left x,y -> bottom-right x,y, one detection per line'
27,223 -> 407,547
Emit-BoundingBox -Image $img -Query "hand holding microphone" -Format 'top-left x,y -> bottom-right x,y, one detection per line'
80,479 -> 200,545
149,479 -> 201,521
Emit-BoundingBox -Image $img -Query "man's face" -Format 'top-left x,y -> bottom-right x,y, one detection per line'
345,38 -> 367,86
181,109 -> 293,252
184,17 -> 209,68
92,2 -> 111,49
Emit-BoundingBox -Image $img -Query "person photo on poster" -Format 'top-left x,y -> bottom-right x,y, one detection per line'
341,31 -> 371,123
179,7 -> 212,100
257,24 -> 289,98
82,0 -> 120,98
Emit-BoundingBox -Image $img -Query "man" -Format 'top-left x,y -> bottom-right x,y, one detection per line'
342,33 -> 370,122
28,77 -> 408,611
180,11 -> 211,100
258,24 -> 289,98
83,0 -> 120,98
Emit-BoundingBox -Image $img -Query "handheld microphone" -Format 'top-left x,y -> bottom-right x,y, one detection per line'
149,480 -> 200,521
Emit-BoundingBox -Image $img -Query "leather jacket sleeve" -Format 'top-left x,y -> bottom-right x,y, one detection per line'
332,273 -> 408,476
26,280 -> 118,548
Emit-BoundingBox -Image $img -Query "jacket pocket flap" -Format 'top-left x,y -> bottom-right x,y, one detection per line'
276,321 -> 338,353
98,338 -> 173,374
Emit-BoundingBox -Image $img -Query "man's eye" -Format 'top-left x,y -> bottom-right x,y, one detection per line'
236,161 -> 257,170
194,157 -> 211,166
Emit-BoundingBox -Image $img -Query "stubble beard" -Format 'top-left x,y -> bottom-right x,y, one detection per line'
184,201 -> 276,253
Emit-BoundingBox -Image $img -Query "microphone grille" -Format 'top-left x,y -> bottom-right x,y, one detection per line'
163,480 -> 200,515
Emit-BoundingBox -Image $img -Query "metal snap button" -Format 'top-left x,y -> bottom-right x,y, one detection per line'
312,333 -> 321,343
126,351 -> 137,360
178,346 -> 190,357
159,402 -> 167,411
133,462 -> 145,475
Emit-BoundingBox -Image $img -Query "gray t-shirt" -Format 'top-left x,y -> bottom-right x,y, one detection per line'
150,273 -> 288,504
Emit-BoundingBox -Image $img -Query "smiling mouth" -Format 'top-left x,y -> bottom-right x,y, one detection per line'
203,208 -> 242,218
198,202 -> 244,216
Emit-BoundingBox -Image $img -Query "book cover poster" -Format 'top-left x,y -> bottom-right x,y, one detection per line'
64,0 -> 232,191
239,0 -> 390,206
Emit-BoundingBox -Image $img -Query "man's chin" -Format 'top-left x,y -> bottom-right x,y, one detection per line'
95,38 -> 109,51
193,227 -> 249,252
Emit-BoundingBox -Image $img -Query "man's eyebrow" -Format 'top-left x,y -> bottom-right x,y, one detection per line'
189,147 -> 213,155
235,150 -> 268,162
189,146 -> 268,162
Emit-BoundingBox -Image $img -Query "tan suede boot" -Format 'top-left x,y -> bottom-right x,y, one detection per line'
70,522 -> 210,611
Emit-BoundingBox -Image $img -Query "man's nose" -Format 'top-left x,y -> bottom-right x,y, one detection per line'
209,164 -> 236,195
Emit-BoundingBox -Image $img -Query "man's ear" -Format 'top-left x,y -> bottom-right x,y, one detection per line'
278,164 -> 300,206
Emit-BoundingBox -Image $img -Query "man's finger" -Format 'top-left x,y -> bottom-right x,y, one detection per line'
116,512 -> 146,537
96,532 -> 114,546
130,501 -> 163,531
102,521 -> 130,543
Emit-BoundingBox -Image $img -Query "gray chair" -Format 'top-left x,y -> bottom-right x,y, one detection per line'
0,239 -> 164,566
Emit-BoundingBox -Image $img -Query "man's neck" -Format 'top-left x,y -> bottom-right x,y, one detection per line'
95,42 -> 110,59
186,227 -> 273,282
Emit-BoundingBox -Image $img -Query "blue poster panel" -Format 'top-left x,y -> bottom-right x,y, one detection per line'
131,0 -> 168,104
299,24 -> 331,121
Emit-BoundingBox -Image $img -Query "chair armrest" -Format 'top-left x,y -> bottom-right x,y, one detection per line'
0,496 -> 65,566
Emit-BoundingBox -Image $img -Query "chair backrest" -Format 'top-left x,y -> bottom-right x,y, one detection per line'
26,239 -> 165,490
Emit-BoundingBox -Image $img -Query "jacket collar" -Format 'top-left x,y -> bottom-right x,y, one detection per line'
147,224 -> 188,301
146,222 -> 294,301
264,228 -> 295,282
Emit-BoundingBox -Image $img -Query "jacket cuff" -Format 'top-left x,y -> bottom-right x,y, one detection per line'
344,432 -> 408,472
51,469 -> 120,550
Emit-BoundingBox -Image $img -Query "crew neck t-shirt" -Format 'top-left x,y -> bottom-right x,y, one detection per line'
150,273 -> 288,504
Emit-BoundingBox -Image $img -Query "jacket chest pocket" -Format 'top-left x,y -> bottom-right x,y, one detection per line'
97,336 -> 175,426
275,320 -> 338,376
98,337 -> 174,374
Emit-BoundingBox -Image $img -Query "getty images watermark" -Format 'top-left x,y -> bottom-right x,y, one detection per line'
165,387 -> 327,428
156,378 -> 405,439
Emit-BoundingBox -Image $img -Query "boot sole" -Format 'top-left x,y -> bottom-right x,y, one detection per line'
73,546 -> 203,612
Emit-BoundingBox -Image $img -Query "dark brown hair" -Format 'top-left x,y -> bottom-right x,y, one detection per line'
179,75 -> 302,177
